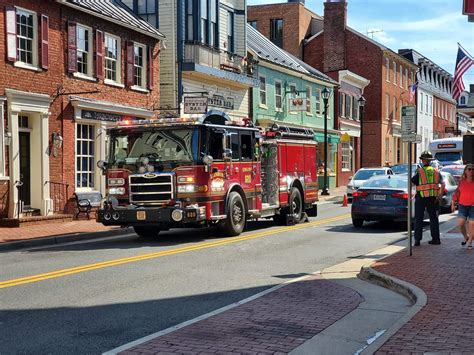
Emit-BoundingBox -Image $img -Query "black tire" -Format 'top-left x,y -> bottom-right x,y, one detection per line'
288,187 -> 303,222
133,226 -> 160,238
352,218 -> 364,228
222,192 -> 246,236
306,204 -> 317,217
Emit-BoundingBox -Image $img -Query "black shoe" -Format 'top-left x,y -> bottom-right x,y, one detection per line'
428,240 -> 441,245
414,241 -> 420,246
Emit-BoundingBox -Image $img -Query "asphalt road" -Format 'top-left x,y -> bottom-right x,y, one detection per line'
0,202 -> 444,354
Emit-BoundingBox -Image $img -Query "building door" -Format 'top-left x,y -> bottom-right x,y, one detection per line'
19,132 -> 31,206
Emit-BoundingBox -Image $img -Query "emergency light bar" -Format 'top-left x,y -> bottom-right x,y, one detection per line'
269,123 -> 314,140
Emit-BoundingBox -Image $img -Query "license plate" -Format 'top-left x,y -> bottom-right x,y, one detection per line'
373,194 -> 386,201
137,211 -> 146,220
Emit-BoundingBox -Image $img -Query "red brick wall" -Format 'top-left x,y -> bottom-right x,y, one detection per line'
323,1 -> 346,73
248,3 -> 315,59
433,97 -> 457,138
0,1 -> 160,216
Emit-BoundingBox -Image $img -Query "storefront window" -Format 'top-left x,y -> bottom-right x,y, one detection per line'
317,142 -> 337,174
76,123 -> 95,189
341,138 -> 354,171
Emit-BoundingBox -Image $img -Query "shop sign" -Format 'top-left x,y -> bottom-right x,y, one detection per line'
81,110 -> 124,122
184,97 -> 208,114
208,95 -> 234,110
341,132 -> 351,142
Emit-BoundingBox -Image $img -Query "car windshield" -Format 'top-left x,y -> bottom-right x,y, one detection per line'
441,166 -> 464,176
109,128 -> 201,169
391,164 -> 418,174
353,169 -> 386,180
434,152 -> 461,162
362,177 -> 407,189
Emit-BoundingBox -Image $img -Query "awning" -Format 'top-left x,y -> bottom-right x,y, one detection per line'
313,132 -> 340,144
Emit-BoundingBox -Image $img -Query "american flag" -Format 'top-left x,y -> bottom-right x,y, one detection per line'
408,82 -> 417,104
452,45 -> 474,101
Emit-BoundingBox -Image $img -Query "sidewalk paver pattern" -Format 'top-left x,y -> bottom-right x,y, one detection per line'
374,236 -> 474,354
120,275 -> 363,354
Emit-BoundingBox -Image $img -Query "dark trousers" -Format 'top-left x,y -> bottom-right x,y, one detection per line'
414,196 -> 440,242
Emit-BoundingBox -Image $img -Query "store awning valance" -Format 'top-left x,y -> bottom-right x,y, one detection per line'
313,132 -> 340,144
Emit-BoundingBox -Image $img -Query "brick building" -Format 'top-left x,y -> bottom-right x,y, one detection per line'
0,0 -> 163,221
304,0 -> 418,168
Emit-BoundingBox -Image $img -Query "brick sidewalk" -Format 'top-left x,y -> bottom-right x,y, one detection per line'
373,233 -> 474,354
0,220 -> 120,243
120,275 -> 362,354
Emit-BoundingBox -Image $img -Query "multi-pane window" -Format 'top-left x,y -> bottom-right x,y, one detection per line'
385,58 -> 390,81
352,97 -> 359,120
345,94 -> 352,119
420,93 -> 424,113
134,44 -> 146,87
227,11 -> 234,52
404,68 -> 408,89
105,34 -> 120,82
315,89 -> 321,115
185,0 -> 193,41
270,19 -> 283,48
76,124 -> 95,189
341,140 -> 352,171
201,0 -> 208,44
137,0 -> 158,28
77,25 -> 91,76
399,100 -> 403,120
339,92 -> 345,117
392,62 -> 396,84
392,96 -> 396,120
385,94 -> 389,119
306,86 -> 311,113
259,76 -> 266,106
275,80 -> 282,110
425,94 -> 428,112
16,9 -> 36,65
399,65 -> 403,87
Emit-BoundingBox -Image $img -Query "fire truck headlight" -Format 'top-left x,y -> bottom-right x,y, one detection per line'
171,209 -> 183,222
108,178 -> 125,186
109,187 -> 125,195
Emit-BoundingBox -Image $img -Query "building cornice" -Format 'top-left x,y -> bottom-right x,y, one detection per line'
70,96 -> 154,118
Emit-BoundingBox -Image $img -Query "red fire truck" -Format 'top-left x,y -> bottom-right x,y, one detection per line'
97,116 -> 319,237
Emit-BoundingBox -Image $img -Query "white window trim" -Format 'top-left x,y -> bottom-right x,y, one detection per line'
131,85 -> 150,93
15,7 -> 39,69
306,85 -> 312,115
73,72 -> 97,82
76,24 -> 93,77
385,94 -> 390,120
392,62 -> 397,85
104,33 -> 122,84
341,140 -> 351,172
259,75 -> 267,108
0,99 -> 6,178
385,58 -> 390,82
75,122 -> 98,191
274,79 -> 283,112
104,79 -> 125,88
133,42 -> 147,88
399,65 -> 403,88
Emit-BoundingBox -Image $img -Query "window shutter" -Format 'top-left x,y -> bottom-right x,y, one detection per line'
40,15 -> 49,70
67,21 -> 77,73
95,30 -> 104,79
126,41 -> 134,87
147,46 -> 154,90
5,6 -> 17,62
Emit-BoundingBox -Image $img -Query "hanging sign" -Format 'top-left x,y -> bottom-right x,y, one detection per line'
184,97 -> 208,114
81,110 -> 123,122
208,95 -> 234,110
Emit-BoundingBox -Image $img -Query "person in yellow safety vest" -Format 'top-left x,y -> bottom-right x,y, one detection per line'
411,151 -> 445,246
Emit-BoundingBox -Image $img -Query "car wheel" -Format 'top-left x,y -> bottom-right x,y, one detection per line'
352,218 -> 364,228
133,226 -> 160,238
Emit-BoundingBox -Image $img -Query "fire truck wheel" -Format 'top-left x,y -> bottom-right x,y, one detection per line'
133,226 -> 160,238
289,187 -> 303,222
222,191 -> 246,236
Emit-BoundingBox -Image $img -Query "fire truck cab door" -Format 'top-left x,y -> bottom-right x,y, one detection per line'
239,131 -> 260,209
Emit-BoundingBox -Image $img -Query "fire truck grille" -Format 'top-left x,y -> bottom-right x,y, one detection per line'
129,173 -> 174,205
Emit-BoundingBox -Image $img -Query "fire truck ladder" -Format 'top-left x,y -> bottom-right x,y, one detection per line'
269,123 -> 314,140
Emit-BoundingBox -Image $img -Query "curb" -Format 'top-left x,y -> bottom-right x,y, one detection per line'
357,265 -> 427,354
0,227 -> 133,252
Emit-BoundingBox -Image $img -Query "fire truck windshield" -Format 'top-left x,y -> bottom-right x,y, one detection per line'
109,128 -> 200,169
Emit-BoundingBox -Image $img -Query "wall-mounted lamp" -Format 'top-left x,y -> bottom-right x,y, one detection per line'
52,132 -> 63,157
4,132 -> 12,146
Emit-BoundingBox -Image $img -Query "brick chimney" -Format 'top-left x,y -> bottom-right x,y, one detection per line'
470,84 -> 474,93
323,0 -> 347,73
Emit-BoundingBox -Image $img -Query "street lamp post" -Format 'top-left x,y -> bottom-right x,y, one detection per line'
321,87 -> 331,196
358,96 -> 366,169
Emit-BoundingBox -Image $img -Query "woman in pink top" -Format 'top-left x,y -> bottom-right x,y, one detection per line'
451,164 -> 474,249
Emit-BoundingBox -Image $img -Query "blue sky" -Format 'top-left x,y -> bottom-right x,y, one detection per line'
247,0 -> 474,88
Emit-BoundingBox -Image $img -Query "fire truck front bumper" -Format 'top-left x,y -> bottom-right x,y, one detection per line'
97,206 -> 207,226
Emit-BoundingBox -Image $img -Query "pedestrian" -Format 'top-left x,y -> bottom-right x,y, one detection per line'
451,164 -> 474,249
412,151 -> 445,246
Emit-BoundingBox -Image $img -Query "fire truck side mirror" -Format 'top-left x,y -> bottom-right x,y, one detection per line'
223,149 -> 233,161
97,160 -> 108,173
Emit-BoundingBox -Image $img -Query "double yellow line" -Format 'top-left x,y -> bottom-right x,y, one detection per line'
0,213 -> 350,289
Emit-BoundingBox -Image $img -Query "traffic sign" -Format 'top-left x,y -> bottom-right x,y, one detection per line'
402,133 -> 417,142
401,106 -> 417,134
